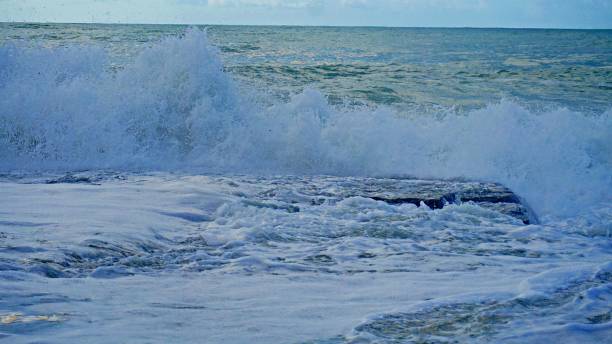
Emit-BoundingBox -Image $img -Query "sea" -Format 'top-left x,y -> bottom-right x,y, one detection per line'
0,23 -> 611,343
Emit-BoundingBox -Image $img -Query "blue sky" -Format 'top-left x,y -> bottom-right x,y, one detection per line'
1,0 -> 611,28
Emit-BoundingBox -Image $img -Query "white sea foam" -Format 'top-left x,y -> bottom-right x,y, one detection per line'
0,174 -> 609,343
1,29 -> 610,218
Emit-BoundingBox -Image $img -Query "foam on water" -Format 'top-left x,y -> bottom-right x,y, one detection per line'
0,174 -> 609,342
1,29 -> 610,218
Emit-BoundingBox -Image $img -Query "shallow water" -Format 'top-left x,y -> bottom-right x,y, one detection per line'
0,24 -> 611,343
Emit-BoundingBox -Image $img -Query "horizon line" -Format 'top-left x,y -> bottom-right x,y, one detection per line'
2,20 -> 611,31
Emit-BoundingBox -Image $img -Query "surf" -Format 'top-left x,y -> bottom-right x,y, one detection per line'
1,29 -> 610,218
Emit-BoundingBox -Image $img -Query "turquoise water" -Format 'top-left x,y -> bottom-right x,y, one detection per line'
1,23 -> 610,112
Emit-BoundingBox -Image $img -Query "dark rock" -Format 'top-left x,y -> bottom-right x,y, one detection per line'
370,195 -> 453,209
46,174 -> 94,184
237,176 -> 536,224
348,179 -> 534,224
44,171 -> 125,185
476,202 -> 532,225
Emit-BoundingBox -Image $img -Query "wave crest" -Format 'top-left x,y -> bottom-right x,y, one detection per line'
1,29 -> 610,217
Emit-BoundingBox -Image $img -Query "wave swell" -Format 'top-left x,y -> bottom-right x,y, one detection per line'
1,29 -> 610,217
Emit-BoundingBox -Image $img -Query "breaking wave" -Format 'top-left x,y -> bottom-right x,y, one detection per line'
1,29 -> 610,217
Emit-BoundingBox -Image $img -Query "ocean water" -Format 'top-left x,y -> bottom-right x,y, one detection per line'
0,23 -> 611,343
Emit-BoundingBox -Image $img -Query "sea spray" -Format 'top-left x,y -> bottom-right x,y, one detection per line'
1,25 -> 612,343
1,29 -> 610,217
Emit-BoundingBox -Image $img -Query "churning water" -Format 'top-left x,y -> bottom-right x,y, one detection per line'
0,24 -> 610,343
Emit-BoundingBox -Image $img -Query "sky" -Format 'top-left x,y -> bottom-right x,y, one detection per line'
1,0 -> 611,29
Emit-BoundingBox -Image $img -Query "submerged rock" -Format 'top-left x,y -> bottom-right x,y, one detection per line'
237,176 -> 536,224
46,174 -> 94,185
353,179 -> 534,224
14,173 -> 536,223
43,171 -> 127,185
